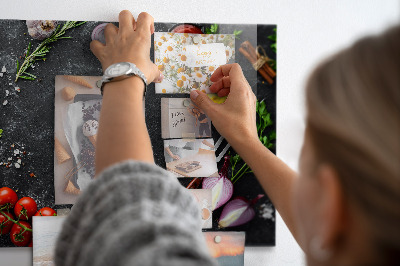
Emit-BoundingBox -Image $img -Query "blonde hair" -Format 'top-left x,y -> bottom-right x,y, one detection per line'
305,25 -> 400,264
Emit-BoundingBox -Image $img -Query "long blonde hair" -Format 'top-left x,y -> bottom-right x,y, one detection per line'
305,25 -> 400,264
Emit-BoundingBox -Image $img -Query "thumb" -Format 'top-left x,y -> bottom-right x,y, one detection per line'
90,40 -> 104,61
190,90 -> 215,115
149,63 -> 164,83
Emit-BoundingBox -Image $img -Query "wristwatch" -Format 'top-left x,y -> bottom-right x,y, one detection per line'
98,62 -> 148,97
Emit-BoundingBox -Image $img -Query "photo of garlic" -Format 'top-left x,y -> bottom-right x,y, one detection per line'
26,20 -> 58,40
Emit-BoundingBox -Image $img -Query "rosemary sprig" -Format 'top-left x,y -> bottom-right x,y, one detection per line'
15,21 -> 86,82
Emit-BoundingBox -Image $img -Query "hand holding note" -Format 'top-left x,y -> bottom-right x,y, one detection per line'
190,63 -> 258,148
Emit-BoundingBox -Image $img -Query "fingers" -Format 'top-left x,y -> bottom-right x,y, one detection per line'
150,63 -> 164,83
136,12 -> 154,37
209,76 -> 231,93
118,10 -> 135,35
90,40 -> 105,60
190,90 -> 216,117
218,88 -> 230,97
104,23 -> 118,44
210,63 -> 243,83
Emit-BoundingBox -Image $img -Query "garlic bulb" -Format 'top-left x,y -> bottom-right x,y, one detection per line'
26,20 -> 58,40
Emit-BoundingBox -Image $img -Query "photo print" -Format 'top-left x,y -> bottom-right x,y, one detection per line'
54,75 -> 146,204
161,98 -> 212,139
154,32 -> 235,94
188,189 -> 213,228
54,75 -> 102,204
163,138 -> 218,177
204,231 -> 246,266
33,216 -> 66,266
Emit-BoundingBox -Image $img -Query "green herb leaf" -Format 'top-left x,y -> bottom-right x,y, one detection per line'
205,24 -> 218,34
231,100 -> 276,183
26,42 -> 31,57
234,30 -> 243,39
269,131 -> 276,141
268,59 -> 276,71
24,72 -> 37,78
15,21 -> 86,82
270,43 -> 276,53
210,24 -> 218,33
267,27 -> 277,53
18,75 -> 35,80
259,101 -> 266,115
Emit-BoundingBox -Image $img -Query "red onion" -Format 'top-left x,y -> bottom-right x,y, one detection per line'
218,194 -> 264,228
91,23 -> 108,44
202,156 -> 233,210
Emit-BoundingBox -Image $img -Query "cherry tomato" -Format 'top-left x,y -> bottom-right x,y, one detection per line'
28,241 -> 33,247
0,187 -> 18,210
0,211 -> 14,235
35,207 -> 57,217
171,24 -> 203,34
10,221 -> 32,247
14,197 -> 37,220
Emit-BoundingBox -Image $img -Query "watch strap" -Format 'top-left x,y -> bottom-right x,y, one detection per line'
100,62 -> 148,97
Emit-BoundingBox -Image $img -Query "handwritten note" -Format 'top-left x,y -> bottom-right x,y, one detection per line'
184,43 -> 226,67
168,100 -> 196,138
161,98 -> 212,139
171,111 -> 186,128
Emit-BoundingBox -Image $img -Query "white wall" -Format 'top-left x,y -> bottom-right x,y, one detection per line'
0,1 -> 398,265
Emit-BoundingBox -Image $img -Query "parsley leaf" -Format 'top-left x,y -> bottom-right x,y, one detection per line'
205,23 -> 218,34
234,30 -> 243,39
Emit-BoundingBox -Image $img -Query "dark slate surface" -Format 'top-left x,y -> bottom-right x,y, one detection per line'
0,20 -> 276,247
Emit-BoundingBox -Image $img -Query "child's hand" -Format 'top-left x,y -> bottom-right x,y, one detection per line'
190,64 -> 258,147
90,10 -> 163,83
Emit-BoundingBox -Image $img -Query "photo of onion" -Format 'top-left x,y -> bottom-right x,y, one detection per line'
218,195 -> 264,228
202,156 -> 233,210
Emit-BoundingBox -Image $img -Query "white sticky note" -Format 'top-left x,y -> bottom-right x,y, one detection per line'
184,43 -> 226,67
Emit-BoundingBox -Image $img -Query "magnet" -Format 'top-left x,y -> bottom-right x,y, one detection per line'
91,23 -> 108,44
192,35 -> 200,44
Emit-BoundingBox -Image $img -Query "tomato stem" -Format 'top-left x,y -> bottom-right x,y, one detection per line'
0,210 -> 32,232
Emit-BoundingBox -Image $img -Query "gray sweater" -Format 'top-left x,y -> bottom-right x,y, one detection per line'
55,160 -> 217,266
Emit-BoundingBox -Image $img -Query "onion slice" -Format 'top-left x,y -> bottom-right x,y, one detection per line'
202,156 -> 233,210
218,195 -> 264,228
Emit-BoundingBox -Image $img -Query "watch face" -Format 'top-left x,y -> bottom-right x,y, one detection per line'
106,62 -> 131,77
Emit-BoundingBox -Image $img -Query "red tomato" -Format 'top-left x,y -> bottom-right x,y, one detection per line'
14,197 -> 37,220
28,241 -> 33,247
171,24 -> 203,34
0,187 -> 18,209
10,221 -> 32,247
0,211 -> 14,235
35,207 -> 57,217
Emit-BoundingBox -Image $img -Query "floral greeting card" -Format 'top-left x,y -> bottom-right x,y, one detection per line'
154,32 -> 235,94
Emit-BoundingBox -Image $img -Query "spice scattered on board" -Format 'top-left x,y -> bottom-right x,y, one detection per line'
0,143 -> 28,170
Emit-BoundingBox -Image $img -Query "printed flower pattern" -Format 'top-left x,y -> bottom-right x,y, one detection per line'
155,33 -> 235,94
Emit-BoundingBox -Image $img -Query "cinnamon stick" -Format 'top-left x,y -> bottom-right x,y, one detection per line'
261,59 -> 276,78
239,47 -> 273,84
241,41 -> 276,78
